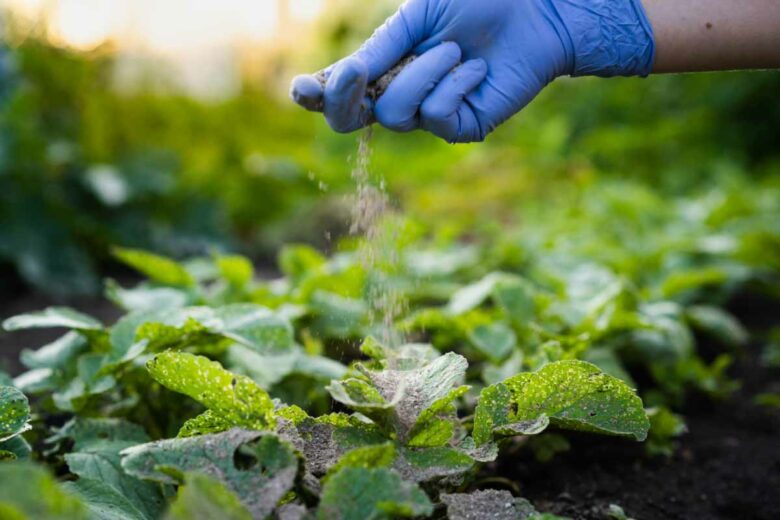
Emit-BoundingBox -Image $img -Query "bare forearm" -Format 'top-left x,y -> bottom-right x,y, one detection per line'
642,0 -> 780,73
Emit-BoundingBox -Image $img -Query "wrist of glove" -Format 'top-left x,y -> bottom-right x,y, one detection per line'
553,0 -> 656,78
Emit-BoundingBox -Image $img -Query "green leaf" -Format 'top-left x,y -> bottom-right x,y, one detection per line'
20,332 -> 88,370
0,386 -> 30,442
52,418 -> 165,520
0,462 -> 88,519
326,378 -> 394,414
112,247 -> 195,287
323,443 -> 396,483
106,280 -> 189,313
279,244 -> 327,281
62,479 -> 147,520
473,382 -> 513,446
215,255 -> 254,288
121,429 -> 299,519
51,355 -> 116,412
395,446 -> 476,483
0,435 -> 32,461
685,305 -> 748,347
317,467 -> 433,520
632,302 -> 693,363
2,307 -> 102,332
178,410 -> 234,438
506,360 -> 649,441
165,473 -> 252,520
147,351 -> 275,431
468,323 -> 517,363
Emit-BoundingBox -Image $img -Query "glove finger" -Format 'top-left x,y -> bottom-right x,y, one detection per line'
351,0 -> 429,81
374,42 -> 462,132
323,57 -> 373,133
419,58 -> 487,141
290,74 -> 325,112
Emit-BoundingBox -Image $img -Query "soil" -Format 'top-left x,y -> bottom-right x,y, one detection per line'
1,277 -> 778,520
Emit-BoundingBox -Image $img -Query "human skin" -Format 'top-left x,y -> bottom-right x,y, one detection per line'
643,0 -> 780,72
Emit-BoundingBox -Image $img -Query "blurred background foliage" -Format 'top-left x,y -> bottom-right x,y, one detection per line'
0,0 -> 778,296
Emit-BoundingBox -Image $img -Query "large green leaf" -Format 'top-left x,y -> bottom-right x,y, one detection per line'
20,332 -> 88,370
514,361 -> 648,439
0,386 -> 30,442
2,307 -> 102,332
475,361 -> 649,444
112,247 -> 195,287
51,418 -> 165,520
62,479 -> 147,520
317,467 -> 433,520
121,429 -> 299,519
165,473 -> 252,520
147,351 -> 275,431
0,462 -> 87,519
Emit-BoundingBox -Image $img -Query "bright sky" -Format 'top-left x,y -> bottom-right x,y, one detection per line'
5,0 -> 325,51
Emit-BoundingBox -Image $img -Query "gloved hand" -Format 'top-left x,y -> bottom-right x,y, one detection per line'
290,0 -> 655,143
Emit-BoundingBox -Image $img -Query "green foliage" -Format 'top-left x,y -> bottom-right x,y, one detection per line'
0,463 -> 88,519
318,466 -> 433,520
112,248 -> 195,287
165,473 -> 252,520
473,361 -> 649,446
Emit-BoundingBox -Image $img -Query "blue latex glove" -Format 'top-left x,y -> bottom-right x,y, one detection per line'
291,0 -> 654,143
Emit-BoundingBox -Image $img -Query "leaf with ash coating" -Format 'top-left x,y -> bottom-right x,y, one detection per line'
359,352 -> 468,443
51,418 -> 165,520
2,307 -> 102,332
277,413 -> 386,477
0,386 -> 31,442
147,351 -> 275,431
121,429 -> 299,519
508,360 -> 648,441
0,462 -> 88,519
165,473 -> 252,520
317,467 -> 433,520
112,247 -> 195,287
441,490 -> 564,520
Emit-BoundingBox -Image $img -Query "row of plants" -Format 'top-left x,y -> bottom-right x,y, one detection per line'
1,178 -> 777,518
